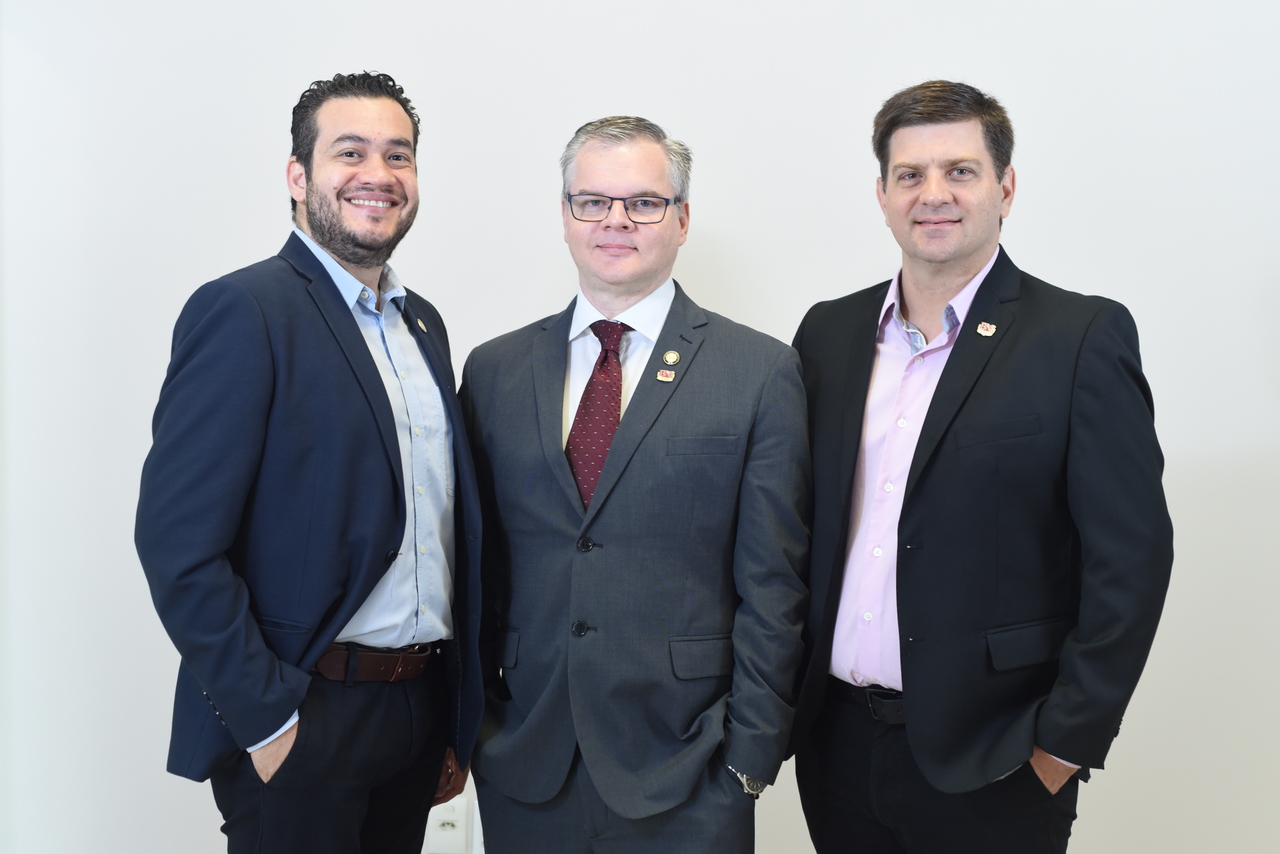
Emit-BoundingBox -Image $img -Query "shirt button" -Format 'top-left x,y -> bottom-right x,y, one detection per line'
417,486 -> 424,495
414,427 -> 421,435
884,482 -> 894,492
419,545 -> 426,554
400,371 -> 408,379
915,357 -> 924,365
362,290 -> 371,300
864,612 -> 873,622
420,604 -> 427,614
897,419 -> 906,428
873,547 -> 882,557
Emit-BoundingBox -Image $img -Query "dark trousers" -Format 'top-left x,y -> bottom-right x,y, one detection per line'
475,749 -> 755,854
795,679 -> 1077,854
209,662 -> 449,854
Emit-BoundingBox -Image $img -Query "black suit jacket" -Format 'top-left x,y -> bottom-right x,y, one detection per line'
791,248 -> 1173,793
136,234 -> 483,781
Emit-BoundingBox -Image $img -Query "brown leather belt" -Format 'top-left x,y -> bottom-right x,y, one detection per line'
312,642 -> 443,683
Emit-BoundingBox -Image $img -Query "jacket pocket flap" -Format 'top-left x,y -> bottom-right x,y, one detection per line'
986,617 -> 1072,671
500,630 -> 520,669
667,435 -> 740,456
670,634 -> 733,679
955,415 -> 1041,449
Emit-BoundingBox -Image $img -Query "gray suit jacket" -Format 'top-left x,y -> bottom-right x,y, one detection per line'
460,284 -> 810,819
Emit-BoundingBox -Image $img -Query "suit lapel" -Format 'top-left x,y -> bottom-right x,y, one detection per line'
531,301 -> 585,514
280,235 -> 404,498
583,284 -> 706,529
905,248 -> 1021,501
400,300 -> 469,462
836,284 -> 890,513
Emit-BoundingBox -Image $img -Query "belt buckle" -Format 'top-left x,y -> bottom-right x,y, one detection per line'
864,687 -> 896,722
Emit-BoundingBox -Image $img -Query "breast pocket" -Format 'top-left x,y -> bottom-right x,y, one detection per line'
954,415 -> 1041,449
666,435 -> 741,456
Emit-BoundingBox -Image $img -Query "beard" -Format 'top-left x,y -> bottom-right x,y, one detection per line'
304,183 -> 417,269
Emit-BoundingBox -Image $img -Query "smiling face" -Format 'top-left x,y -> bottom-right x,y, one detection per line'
877,119 -> 1015,284
287,96 -> 419,271
562,139 -> 688,307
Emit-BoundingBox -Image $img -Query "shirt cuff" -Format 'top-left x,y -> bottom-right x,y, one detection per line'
247,710 -> 299,753
1047,752 -> 1081,770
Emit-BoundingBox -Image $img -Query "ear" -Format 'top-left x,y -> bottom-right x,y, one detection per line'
287,156 -> 308,206
876,176 -> 889,225
675,200 -> 690,246
999,165 -> 1016,219
562,196 -> 571,244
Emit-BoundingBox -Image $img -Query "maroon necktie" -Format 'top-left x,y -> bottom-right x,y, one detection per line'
566,320 -> 633,508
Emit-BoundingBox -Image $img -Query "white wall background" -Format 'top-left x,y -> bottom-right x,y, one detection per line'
2,1 -> 1276,851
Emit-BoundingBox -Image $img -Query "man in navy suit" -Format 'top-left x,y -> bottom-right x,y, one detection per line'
136,72 -> 483,854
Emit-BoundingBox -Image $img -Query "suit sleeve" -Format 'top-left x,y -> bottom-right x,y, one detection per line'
722,346 -> 813,784
1037,302 -> 1174,768
458,352 -> 506,697
135,281 -> 311,750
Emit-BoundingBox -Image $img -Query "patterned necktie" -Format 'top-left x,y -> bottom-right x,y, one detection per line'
566,319 -> 633,508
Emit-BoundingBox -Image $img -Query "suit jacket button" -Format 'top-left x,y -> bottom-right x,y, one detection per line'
385,549 -> 399,565
576,537 -> 595,552
571,620 -> 588,637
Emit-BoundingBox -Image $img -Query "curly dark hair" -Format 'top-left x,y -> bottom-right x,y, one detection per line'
289,72 -> 420,213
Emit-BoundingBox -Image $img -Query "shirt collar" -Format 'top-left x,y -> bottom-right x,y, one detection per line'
567,278 -> 676,344
293,227 -> 404,310
879,246 -> 1002,350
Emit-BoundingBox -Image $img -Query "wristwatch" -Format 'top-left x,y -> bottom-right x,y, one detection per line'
725,763 -> 767,799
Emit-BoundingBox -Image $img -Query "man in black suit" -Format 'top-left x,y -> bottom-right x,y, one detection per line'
135,72 -> 482,854
790,80 -> 1173,853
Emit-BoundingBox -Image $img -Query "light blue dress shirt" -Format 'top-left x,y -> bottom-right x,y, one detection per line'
250,230 -> 458,752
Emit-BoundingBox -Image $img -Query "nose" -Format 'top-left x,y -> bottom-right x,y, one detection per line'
603,198 -> 635,229
358,156 -> 396,189
920,171 -> 952,206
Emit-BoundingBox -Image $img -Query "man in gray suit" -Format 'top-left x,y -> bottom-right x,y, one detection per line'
460,116 -> 811,852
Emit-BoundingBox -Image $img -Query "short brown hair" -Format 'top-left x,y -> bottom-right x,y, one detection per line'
872,81 -> 1013,184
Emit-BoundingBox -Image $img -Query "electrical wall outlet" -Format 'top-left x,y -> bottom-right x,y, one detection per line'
424,793 -> 471,854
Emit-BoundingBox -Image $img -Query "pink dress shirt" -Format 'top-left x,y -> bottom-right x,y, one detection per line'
829,250 -> 998,691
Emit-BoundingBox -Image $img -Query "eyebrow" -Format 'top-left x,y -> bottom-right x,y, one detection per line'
328,133 -> 414,150
572,189 -> 669,197
893,157 -> 982,173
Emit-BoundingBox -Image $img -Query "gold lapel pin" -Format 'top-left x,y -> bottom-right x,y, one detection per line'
976,322 -> 997,337
417,318 -> 427,333
662,350 -> 680,365
656,369 -> 676,382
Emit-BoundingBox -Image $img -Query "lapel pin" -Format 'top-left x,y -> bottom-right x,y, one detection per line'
976,322 -> 997,337
662,350 -> 680,365
656,369 -> 676,382
417,318 -> 427,333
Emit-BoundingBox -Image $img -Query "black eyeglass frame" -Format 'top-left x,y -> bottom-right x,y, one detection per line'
565,194 -> 675,224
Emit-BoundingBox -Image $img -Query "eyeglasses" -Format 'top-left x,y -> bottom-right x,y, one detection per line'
566,194 -> 674,224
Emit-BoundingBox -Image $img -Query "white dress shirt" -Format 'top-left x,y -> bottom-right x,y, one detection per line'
562,279 -> 676,447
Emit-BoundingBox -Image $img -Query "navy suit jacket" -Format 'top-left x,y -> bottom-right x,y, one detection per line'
791,249 -> 1174,793
136,233 -> 483,782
